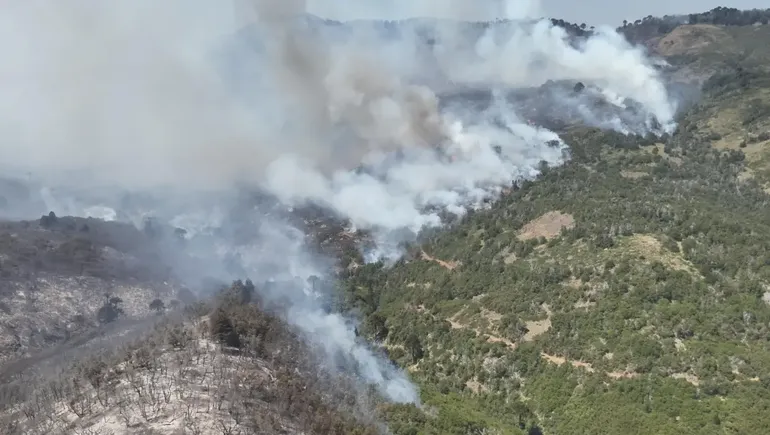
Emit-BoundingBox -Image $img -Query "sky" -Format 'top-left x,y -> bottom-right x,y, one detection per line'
303,0 -> 769,26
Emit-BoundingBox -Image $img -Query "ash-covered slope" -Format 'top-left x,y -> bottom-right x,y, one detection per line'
0,212 -> 190,364
0,177 -> 373,367
0,282 -> 383,435
0,199 -> 389,434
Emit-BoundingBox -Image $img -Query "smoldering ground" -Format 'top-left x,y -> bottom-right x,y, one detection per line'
0,0 -> 680,409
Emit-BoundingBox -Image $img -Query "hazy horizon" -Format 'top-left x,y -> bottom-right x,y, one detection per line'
305,0 -> 769,26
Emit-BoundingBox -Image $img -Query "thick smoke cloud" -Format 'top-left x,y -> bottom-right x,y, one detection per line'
305,0 -> 542,21
0,0 -> 677,406
237,0 -> 674,249
0,0 -> 674,190
439,20 -> 676,130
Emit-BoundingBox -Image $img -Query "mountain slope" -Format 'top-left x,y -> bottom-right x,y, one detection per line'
349,126 -> 770,434
2,8 -> 770,435
0,214 -> 190,365
340,19 -> 770,432
0,284 -> 382,434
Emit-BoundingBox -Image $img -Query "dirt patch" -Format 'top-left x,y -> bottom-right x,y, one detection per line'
541,353 -> 640,379
657,24 -> 732,57
541,351 -> 699,383
481,308 -> 502,323
447,316 -> 466,330
541,352 -> 595,372
421,250 -> 460,270
465,379 -> 487,394
624,234 -> 696,273
523,304 -> 552,342
518,211 -> 575,241
672,372 -> 700,386
629,234 -> 665,254
502,249 -> 518,264
406,282 -> 433,290
447,309 -> 516,350
484,334 -> 516,349
674,338 -> 687,352
573,300 -> 596,309
523,318 -> 551,341
620,170 -> 648,179
607,370 -> 639,379
563,277 -> 582,289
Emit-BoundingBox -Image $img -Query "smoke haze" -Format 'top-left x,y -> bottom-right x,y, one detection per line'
0,0 -> 678,406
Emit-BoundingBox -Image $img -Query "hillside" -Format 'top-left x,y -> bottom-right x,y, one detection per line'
0,283 -> 382,434
339,18 -> 770,434
346,129 -> 770,434
0,214 -> 191,364
2,6 -> 770,435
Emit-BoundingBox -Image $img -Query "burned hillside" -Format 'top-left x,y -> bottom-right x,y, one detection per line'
0,213 -> 194,365
0,281 -> 383,435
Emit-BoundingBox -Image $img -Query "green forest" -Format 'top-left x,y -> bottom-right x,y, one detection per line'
336,40 -> 770,434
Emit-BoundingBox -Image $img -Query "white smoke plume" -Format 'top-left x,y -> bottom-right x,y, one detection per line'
0,0 -> 678,407
0,0 -> 675,191
243,0 -> 675,256
232,220 -> 420,403
436,20 -> 677,132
